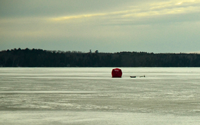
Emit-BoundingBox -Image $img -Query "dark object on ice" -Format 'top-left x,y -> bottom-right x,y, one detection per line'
112,68 -> 122,78
130,75 -> 145,78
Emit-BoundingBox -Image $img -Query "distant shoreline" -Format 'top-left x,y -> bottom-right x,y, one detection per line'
1,48 -> 200,67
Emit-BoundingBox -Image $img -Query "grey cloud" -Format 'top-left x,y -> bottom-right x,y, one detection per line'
0,0 -> 160,18
0,0 -> 125,17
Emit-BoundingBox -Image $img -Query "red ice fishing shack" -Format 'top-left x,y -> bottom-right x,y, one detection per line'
112,68 -> 122,78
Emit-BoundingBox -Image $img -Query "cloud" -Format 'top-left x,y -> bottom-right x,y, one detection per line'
50,13 -> 107,21
1,0 -> 200,40
46,0 -> 200,26
1,0 -> 200,22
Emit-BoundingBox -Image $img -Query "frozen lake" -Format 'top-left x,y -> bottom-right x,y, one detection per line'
0,68 -> 200,125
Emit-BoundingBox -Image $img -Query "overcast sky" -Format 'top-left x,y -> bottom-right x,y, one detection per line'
0,0 -> 200,53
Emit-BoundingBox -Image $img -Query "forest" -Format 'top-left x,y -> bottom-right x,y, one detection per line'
1,48 -> 200,67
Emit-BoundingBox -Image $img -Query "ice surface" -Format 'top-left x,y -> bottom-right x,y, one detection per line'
0,68 -> 200,124
1,111 -> 200,125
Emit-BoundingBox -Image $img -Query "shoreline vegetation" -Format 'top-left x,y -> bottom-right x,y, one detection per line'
1,48 -> 200,67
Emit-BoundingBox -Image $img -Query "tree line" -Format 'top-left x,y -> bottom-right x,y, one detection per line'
1,48 -> 200,67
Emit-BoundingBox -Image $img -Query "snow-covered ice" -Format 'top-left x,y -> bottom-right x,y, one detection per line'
0,68 -> 200,125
